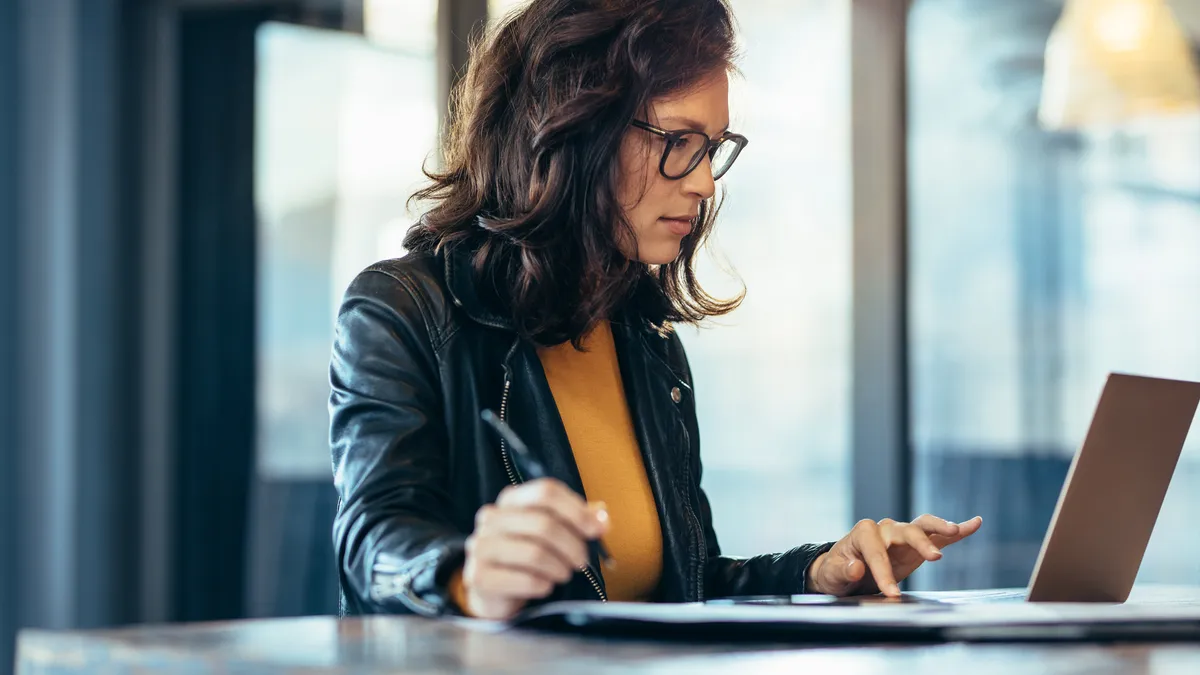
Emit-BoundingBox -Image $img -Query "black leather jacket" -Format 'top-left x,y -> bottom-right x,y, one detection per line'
329,246 -> 833,616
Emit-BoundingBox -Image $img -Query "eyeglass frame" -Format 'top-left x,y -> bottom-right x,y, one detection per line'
629,119 -> 749,181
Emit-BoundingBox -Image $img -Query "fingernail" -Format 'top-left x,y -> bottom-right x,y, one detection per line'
889,583 -> 901,596
591,502 -> 609,533
931,546 -> 942,556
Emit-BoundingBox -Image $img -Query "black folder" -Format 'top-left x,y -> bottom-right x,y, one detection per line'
511,591 -> 1200,643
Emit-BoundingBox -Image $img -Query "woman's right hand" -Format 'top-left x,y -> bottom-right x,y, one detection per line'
460,478 -> 609,620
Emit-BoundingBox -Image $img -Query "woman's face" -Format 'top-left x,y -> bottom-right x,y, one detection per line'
616,69 -> 730,265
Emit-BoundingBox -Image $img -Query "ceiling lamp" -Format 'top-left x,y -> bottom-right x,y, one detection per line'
1039,0 -> 1200,129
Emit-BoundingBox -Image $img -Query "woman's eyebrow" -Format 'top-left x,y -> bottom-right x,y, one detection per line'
659,115 -> 731,134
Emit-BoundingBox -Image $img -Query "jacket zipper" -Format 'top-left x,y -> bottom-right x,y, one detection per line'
679,422 -> 706,602
638,333 -> 706,601
497,366 -> 607,603
498,374 -> 519,485
371,552 -> 440,614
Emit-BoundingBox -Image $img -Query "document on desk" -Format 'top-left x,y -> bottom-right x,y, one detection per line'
510,599 -> 1200,643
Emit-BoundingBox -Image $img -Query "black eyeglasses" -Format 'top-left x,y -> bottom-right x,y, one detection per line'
630,119 -> 748,180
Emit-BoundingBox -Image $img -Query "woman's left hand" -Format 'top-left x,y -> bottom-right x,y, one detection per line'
806,515 -> 983,597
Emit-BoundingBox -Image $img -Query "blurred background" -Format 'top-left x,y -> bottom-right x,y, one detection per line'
2,0 -> 1200,670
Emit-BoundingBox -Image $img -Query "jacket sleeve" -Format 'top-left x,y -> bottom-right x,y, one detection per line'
668,334 -> 835,598
330,268 -> 466,616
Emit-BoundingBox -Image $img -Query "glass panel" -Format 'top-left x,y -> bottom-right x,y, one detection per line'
489,0 -> 530,22
682,0 -> 852,554
909,0 -> 1200,590
255,19 -> 438,479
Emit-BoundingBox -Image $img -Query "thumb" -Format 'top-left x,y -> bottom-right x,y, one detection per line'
813,550 -> 865,594
844,557 -> 867,584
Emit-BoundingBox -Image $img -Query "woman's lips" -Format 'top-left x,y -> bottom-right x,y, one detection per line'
660,217 -> 694,236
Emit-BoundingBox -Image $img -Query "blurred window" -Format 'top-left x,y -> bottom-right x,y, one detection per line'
678,0 -> 853,554
909,0 -> 1200,589
489,0 -> 528,21
255,14 -> 437,478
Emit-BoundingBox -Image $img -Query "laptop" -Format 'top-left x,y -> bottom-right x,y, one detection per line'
949,372 -> 1200,604
510,373 -> 1200,641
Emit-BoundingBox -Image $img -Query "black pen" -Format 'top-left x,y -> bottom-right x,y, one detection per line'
480,409 -> 613,567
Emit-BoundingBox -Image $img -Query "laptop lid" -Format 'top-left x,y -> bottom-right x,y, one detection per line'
1026,373 -> 1200,603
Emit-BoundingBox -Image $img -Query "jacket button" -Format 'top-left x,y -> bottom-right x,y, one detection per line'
670,387 -> 682,404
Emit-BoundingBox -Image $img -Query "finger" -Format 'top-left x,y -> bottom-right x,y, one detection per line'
471,533 -> 576,584
911,514 -> 962,538
894,523 -> 943,561
815,552 -> 869,595
852,520 -> 900,596
497,479 -> 603,539
464,560 -> 556,600
842,557 -> 868,586
466,594 -> 524,621
929,516 -> 984,548
958,516 -> 983,535
482,508 -> 590,569
468,595 -> 524,621
808,549 -> 858,595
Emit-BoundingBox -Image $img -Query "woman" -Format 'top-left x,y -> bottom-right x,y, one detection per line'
330,0 -> 980,620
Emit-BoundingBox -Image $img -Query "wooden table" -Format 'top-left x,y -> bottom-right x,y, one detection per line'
17,588 -> 1200,674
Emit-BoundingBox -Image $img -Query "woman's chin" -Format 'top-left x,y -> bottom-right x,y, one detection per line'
635,240 -> 684,266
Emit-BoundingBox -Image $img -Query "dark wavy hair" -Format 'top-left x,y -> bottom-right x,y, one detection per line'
404,0 -> 742,346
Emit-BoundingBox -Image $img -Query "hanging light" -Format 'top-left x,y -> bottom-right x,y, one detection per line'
1039,0 -> 1200,130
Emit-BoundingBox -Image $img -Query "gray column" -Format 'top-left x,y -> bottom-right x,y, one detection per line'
850,0 -> 912,524
1,0 -> 21,668
133,0 -> 181,625
437,0 -> 488,155
16,0 -> 85,631
13,0 -> 142,631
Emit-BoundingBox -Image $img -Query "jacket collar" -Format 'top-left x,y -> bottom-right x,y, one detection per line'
442,229 -> 662,338
442,240 -> 514,331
